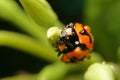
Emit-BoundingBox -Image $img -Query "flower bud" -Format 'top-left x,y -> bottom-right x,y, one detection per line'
84,62 -> 114,80
47,27 -> 61,47
108,62 -> 120,80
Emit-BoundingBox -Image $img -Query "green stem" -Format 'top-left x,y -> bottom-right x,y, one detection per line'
38,63 -> 68,80
0,30 -> 58,62
0,0 -> 45,40
0,74 -> 38,80
19,0 -> 60,28
38,52 -> 104,80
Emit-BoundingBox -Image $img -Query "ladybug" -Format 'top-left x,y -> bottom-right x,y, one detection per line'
56,23 -> 94,63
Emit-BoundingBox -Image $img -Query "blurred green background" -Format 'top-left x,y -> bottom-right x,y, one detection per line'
0,0 -> 120,80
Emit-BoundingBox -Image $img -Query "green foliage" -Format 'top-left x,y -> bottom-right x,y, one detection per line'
19,0 -> 59,28
84,0 -> 120,61
0,0 -> 119,80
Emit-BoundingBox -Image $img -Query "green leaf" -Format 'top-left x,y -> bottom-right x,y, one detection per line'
0,30 -> 58,62
20,0 -> 62,28
0,0 -> 45,40
84,0 -> 120,61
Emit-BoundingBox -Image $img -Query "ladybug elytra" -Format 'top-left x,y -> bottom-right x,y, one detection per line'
56,23 -> 94,63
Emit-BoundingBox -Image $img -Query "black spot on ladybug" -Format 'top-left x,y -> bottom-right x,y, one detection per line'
70,57 -> 78,63
80,29 -> 88,35
79,44 -> 88,50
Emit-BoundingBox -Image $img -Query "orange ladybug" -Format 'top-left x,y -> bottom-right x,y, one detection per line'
56,23 -> 94,63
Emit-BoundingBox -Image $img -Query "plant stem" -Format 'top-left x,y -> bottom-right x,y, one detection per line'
0,30 -> 58,62
0,0 -> 46,40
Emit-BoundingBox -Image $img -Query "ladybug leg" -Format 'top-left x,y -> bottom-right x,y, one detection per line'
57,52 -> 62,57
